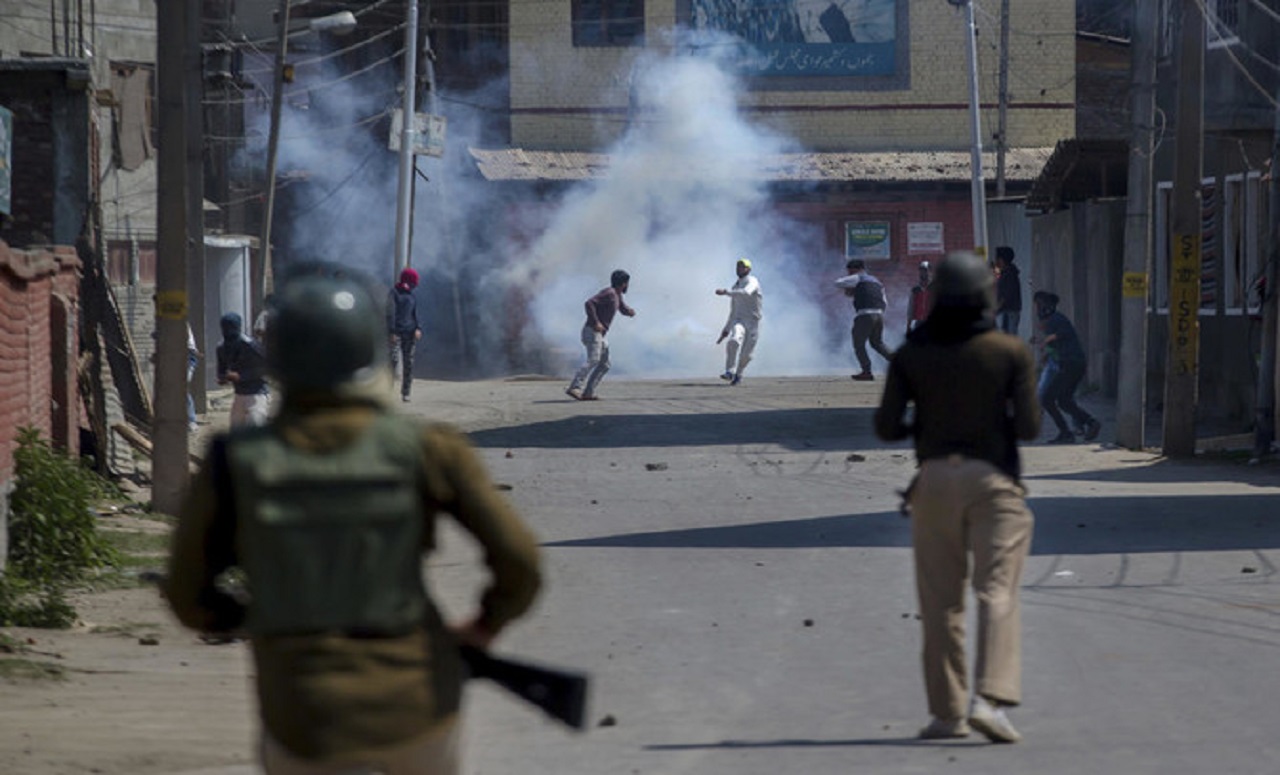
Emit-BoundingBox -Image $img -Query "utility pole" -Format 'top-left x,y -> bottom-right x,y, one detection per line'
259,0 -> 292,307
1252,83 -> 1280,461
186,0 -> 207,417
394,0 -> 420,274
950,0 -> 990,257
1116,0 -> 1159,450
1162,0 -> 1204,457
995,0 -> 1010,199
152,0 -> 192,515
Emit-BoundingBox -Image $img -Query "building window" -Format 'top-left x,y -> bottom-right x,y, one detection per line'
1206,0 -> 1240,49
572,0 -> 644,47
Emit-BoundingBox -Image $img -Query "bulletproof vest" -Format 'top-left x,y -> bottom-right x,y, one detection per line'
854,277 -> 886,311
225,414 -> 429,637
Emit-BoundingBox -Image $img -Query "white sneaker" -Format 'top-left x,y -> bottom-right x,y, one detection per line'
968,696 -> 1021,743
918,717 -> 970,740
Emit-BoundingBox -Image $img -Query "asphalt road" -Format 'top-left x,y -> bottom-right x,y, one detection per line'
181,375 -> 1280,774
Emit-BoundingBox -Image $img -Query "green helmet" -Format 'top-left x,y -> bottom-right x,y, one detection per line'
931,251 -> 996,311
267,271 -> 388,392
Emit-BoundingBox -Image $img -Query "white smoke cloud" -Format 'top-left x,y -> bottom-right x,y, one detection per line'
518,40 -> 843,379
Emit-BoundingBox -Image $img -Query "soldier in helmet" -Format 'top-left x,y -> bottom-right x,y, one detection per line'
165,264 -> 542,774
875,251 -> 1041,744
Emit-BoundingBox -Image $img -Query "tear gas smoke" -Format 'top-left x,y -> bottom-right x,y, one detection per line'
240,34 -> 882,378
517,42 -> 844,378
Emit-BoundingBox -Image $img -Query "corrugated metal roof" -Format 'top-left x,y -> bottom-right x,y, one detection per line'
470,147 -> 1056,184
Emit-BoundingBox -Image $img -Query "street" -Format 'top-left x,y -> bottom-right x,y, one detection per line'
1,375 -> 1278,774
436,376 -> 1280,775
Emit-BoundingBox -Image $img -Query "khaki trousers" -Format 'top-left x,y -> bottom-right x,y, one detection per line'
909,456 -> 1034,721
261,719 -> 461,775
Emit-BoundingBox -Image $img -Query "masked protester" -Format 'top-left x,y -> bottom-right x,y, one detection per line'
1031,291 -> 1101,444
216,311 -> 271,427
875,251 -> 1041,744
387,267 -> 422,403
565,269 -> 636,401
166,266 -> 542,775
714,258 -> 764,386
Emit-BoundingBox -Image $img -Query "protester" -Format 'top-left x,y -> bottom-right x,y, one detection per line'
834,258 -> 893,380
907,261 -> 931,332
186,324 -> 202,431
565,269 -> 636,401
875,251 -> 1041,744
1031,290 -> 1101,443
715,258 -> 763,386
387,268 -> 422,403
165,266 -> 542,775
215,312 -> 270,427
994,247 -> 1022,336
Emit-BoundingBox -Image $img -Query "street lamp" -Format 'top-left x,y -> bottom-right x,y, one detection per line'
258,5 -> 358,306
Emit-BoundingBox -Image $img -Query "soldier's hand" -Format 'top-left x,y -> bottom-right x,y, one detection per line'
414,329 -> 423,341
452,618 -> 497,650
715,288 -> 728,296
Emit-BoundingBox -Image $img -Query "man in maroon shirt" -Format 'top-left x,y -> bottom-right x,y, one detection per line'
566,270 -> 636,400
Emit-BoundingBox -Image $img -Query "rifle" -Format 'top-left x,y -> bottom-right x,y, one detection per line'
140,571 -> 590,730
459,644 -> 590,730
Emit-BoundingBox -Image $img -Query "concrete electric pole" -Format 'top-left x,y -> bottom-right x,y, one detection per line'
1252,84 -> 1280,461
995,0 -> 1010,199
258,0 -> 293,305
949,0 -> 990,257
394,0 -> 420,274
1115,0 -> 1159,450
152,0 -> 194,514
1162,0 -> 1204,457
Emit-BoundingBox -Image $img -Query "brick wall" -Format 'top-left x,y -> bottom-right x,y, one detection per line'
509,0 -> 1075,152
0,240 -> 82,570
781,195 -> 977,349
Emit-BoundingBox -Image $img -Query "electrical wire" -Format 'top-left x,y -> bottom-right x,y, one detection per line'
288,146 -> 382,218
238,21 -> 406,75
1192,0 -> 1280,108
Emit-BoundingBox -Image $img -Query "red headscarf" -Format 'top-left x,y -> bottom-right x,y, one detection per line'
397,267 -> 420,291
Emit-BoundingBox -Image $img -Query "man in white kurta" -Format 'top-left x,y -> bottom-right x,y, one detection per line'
715,258 -> 763,386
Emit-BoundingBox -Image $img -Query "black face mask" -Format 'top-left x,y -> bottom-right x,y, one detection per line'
1036,304 -> 1055,320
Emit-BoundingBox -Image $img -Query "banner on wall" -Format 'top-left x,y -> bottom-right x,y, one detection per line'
845,221 -> 892,260
685,0 -> 901,78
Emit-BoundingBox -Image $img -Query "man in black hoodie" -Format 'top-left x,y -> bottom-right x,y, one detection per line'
994,246 -> 1022,335
876,251 -> 1040,745
216,312 -> 271,427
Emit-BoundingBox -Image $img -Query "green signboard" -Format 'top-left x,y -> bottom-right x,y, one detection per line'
845,221 -> 891,260
0,106 -> 11,216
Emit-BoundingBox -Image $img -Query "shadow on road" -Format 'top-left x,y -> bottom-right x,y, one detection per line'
644,736 -> 957,750
1025,455 -> 1280,488
546,494 -> 1280,556
468,407 -> 877,451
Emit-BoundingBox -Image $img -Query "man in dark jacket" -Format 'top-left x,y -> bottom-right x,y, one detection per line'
216,312 -> 270,427
876,251 -> 1040,744
834,258 -> 893,381
167,266 -> 542,775
994,246 -> 1022,335
387,267 -> 422,402
1032,291 -> 1101,443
